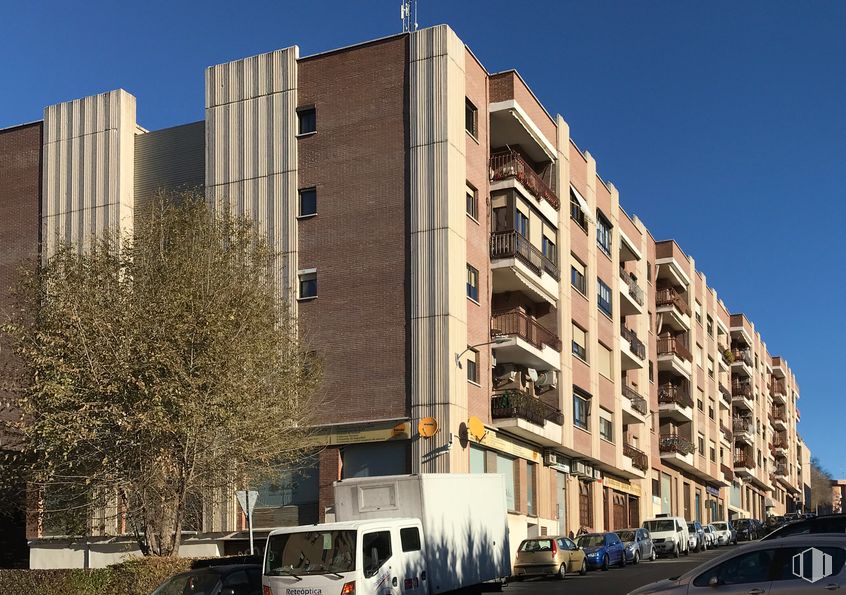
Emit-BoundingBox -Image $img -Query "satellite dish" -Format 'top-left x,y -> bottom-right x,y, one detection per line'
467,416 -> 487,441
418,417 -> 439,438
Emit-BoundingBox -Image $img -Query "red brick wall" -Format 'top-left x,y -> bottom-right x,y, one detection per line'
296,37 -> 409,425
318,447 -> 341,521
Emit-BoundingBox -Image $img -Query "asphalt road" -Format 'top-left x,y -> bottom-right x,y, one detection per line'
480,544 -> 732,595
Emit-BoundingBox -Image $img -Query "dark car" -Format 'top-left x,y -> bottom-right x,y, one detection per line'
731,518 -> 762,541
576,532 -> 627,571
151,564 -> 262,595
617,528 -> 656,564
762,512 -> 846,540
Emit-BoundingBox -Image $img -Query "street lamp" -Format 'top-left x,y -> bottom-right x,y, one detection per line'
455,336 -> 510,368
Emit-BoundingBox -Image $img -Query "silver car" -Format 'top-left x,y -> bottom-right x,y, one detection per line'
711,520 -> 737,546
627,535 -> 846,594
618,527 -> 657,564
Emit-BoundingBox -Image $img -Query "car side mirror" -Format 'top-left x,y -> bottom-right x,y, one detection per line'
571,545 -> 579,551
221,589 -> 236,595
708,576 -> 721,588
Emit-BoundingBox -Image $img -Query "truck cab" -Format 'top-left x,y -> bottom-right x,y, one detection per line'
263,518 -> 427,595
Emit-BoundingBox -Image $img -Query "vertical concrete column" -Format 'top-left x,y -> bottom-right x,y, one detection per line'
408,25 -> 468,473
607,183 -> 625,474
555,116 -> 573,449
516,458 -> 528,514
42,89 -> 136,256
584,153 -> 599,454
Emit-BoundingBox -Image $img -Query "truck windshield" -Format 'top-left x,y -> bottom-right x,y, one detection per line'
643,520 -> 675,533
265,530 -> 357,576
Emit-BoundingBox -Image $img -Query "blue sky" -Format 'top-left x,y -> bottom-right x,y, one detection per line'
3,1 -> 844,476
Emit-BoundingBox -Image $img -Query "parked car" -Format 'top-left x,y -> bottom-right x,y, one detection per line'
643,516 -> 690,558
687,521 -> 707,552
617,528 -> 656,564
512,536 -> 587,580
576,532 -> 627,571
151,564 -> 262,595
627,534 -> 846,594
731,517 -> 762,541
710,520 -> 737,545
761,512 -> 846,540
702,524 -> 718,548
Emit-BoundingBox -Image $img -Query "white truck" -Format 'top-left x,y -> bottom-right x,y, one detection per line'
262,473 -> 511,595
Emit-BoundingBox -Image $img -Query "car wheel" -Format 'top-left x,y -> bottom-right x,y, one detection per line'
601,554 -> 609,571
557,563 -> 567,580
682,544 -> 689,556
650,547 -> 657,561
580,559 -> 587,576
619,552 -> 626,568
633,551 -> 640,565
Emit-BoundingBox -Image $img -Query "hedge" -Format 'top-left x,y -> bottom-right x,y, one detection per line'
0,557 -> 207,595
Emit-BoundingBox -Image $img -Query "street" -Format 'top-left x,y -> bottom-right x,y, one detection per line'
482,546 -> 728,595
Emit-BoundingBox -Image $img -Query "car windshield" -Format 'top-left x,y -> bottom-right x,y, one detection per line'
577,535 -> 605,548
152,571 -> 220,595
732,519 -> 750,529
617,530 -> 636,542
265,530 -> 357,576
712,522 -> 727,530
519,539 -> 554,552
643,520 -> 675,533
687,524 -> 697,531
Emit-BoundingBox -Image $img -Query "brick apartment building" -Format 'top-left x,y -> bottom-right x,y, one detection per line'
0,25 -> 811,568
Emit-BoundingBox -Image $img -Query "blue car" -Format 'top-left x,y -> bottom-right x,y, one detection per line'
576,532 -> 627,571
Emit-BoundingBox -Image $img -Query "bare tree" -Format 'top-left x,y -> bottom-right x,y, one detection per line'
810,457 -> 833,514
0,193 -> 320,556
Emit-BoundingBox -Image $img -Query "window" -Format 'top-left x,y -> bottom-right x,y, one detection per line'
298,187 -> 317,217
598,343 -> 612,379
527,462 -> 536,516
707,357 -> 714,379
298,270 -> 317,300
709,442 -> 716,463
297,107 -> 316,135
696,343 -> 703,368
496,453 -> 516,510
692,549 -> 775,587
596,211 -> 612,256
597,278 -> 612,317
570,190 -> 587,230
515,209 -> 529,238
648,360 -> 654,383
706,315 -> 714,336
466,264 -> 479,302
362,531 -> 392,578
698,433 -> 705,456
466,347 -> 479,384
599,412 -> 613,442
579,480 -> 593,527
465,182 -> 478,220
465,98 -> 478,137
695,301 -> 702,324
573,393 -> 590,430
570,256 -> 587,295
572,323 -> 587,361
542,235 -> 556,261
469,444 -> 486,473
708,399 -> 715,420
400,527 -> 421,552
646,262 -> 652,283
697,399 -> 703,412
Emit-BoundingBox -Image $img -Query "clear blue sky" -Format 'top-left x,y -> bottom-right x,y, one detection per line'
3,1 -> 844,476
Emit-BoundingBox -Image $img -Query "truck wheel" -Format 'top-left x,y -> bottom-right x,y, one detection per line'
601,554 -> 609,571
579,559 -> 587,575
557,563 -> 567,579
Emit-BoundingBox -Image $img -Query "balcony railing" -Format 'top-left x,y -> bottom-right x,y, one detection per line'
771,405 -> 787,422
719,423 -> 733,442
657,335 -> 692,362
774,464 -> 788,477
491,390 -> 564,426
720,345 -> 732,365
492,309 -> 561,351
734,453 -> 755,468
656,287 -> 689,316
490,151 -> 560,210
732,381 -> 753,398
733,418 -> 753,436
658,383 -> 693,408
490,230 -> 560,280
619,269 -> 645,306
721,464 -> 735,481
771,435 -> 788,450
621,325 -> 646,360
624,443 -> 649,471
719,383 -> 732,404
622,385 -> 649,416
771,379 -> 786,395
659,434 -> 695,455
731,349 -> 753,367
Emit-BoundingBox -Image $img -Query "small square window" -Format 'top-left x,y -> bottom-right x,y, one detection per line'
298,187 -> 317,217
466,347 -> 479,383
298,107 -> 316,135
465,98 -> 478,137
466,264 -> 479,302
465,183 -> 478,220
298,270 -> 317,300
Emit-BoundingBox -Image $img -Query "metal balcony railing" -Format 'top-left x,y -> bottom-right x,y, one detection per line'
733,418 -> 754,436
658,383 -> 693,408
657,335 -> 692,362
731,349 -> 753,367
624,443 -> 649,471
619,269 -> 645,306
655,287 -> 689,316
719,423 -> 733,442
771,379 -> 786,395
490,230 -> 560,280
491,309 -> 561,351
771,405 -> 787,422
774,464 -> 788,477
659,434 -> 695,455
721,464 -> 735,481
490,151 -> 560,210
621,325 -> 646,360
491,390 -> 564,426
732,381 -> 753,398
622,385 -> 649,416
734,453 -> 755,468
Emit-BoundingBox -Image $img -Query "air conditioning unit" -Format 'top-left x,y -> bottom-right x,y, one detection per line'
543,449 -> 560,467
526,368 -> 539,383
535,370 -> 558,391
493,364 -> 519,389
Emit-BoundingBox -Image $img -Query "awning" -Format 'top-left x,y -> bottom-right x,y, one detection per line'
570,185 -> 593,222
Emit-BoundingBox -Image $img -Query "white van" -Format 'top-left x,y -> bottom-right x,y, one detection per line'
642,515 -> 690,558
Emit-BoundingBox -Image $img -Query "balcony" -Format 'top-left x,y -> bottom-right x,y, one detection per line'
624,442 -> 649,473
490,231 -> 559,306
619,269 -> 645,315
731,381 -> 754,410
771,379 -> 787,404
659,434 -> 696,470
771,405 -> 787,430
491,390 -> 563,446
721,464 -> 735,482
731,349 -> 753,377
734,452 -> 755,478
733,419 -> 754,445
719,345 -> 732,368
719,423 -> 733,444
658,383 -> 693,422
491,309 -> 561,371
657,335 -> 693,378
773,463 -> 788,479
719,382 -> 732,407
490,151 -> 559,211
771,435 -> 788,456
622,384 -> 649,422
655,287 -> 691,331
620,325 -> 646,370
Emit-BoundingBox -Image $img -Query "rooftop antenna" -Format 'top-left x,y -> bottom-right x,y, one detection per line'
401,0 -> 418,32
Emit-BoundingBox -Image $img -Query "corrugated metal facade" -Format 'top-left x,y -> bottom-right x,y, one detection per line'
134,121 -> 205,212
